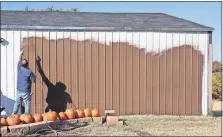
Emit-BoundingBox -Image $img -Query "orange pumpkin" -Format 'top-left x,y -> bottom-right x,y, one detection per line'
91,108 -> 100,117
1,118 -> 8,126
42,110 -> 58,121
7,115 -> 20,126
33,114 -> 43,122
47,110 -> 58,121
20,114 -> 33,124
58,112 -> 68,120
84,108 -> 91,117
65,108 -> 75,119
11,114 -> 20,119
42,113 -> 48,121
19,114 -> 25,122
76,109 -> 85,118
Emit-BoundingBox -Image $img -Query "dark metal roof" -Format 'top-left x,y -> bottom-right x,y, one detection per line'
1,10 -> 214,32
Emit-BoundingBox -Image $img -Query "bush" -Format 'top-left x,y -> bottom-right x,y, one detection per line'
212,71 -> 222,100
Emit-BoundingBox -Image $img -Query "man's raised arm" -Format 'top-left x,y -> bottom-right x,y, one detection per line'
18,49 -> 23,69
36,56 -> 53,88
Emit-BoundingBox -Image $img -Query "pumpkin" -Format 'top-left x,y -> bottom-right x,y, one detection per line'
58,112 -> 68,120
7,115 -> 20,126
42,110 -> 58,121
46,110 -> 58,121
76,109 -> 85,118
91,108 -> 100,117
42,113 -> 48,121
1,118 -> 8,126
84,108 -> 91,117
20,114 -> 33,124
65,108 -> 75,119
33,114 -> 43,122
19,114 -> 26,121
11,114 -> 20,119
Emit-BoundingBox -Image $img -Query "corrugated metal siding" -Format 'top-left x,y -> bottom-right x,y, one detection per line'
0,30 -> 209,116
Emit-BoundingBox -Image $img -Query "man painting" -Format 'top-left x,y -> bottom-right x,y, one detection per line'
12,49 -> 36,114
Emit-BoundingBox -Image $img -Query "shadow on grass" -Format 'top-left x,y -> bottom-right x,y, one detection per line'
28,121 -> 89,136
212,111 -> 222,117
119,118 -> 127,125
69,122 -> 89,129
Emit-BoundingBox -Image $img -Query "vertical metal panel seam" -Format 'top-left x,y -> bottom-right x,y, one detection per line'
27,31 -> 29,81
0,30 -> 2,96
191,34 -> 193,115
118,31 -> 120,115
19,30 -> 22,94
138,32 -> 140,114
131,31 -> 134,114
105,32 -> 107,111
97,31 -> 99,108
48,31 -> 50,111
69,31 -> 72,108
144,31 -> 148,114
33,30 -> 36,113
158,32 -> 160,114
197,33 -> 200,114
184,33 -> 186,114
90,31 -> 93,109
139,32 -> 141,114
0,31 -> 1,94
48,31 -> 51,104
145,31 -> 147,114
125,31 -> 127,115
62,31 -> 64,84
84,31 -> 86,109
41,31 -> 44,111
35,30 -> 37,113
151,31 -> 154,114
171,32 -> 173,115
178,33 -> 180,115
56,32 -> 58,83
5,30 -> 8,97
77,31 -> 79,108
111,31 -> 113,110
165,32 -> 167,114
12,31 -> 15,99
55,32 -> 57,84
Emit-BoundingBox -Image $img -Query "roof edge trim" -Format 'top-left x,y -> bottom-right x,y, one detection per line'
1,25 -> 214,32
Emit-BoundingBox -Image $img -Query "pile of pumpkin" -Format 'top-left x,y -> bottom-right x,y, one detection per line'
1,108 -> 99,127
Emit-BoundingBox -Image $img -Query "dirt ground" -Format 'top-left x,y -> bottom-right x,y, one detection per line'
27,114 -> 222,136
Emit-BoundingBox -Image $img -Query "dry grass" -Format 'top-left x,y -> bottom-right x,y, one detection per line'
29,115 -> 222,136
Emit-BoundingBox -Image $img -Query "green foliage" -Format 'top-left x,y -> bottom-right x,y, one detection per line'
212,72 -> 221,92
213,61 -> 222,73
212,61 -> 222,100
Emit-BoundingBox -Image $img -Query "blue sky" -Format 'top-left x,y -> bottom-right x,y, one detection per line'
1,2 -> 222,61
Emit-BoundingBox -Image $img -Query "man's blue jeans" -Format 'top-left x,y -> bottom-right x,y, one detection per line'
12,90 -> 31,114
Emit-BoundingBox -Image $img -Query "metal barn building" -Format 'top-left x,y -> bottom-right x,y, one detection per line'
0,10 -> 213,116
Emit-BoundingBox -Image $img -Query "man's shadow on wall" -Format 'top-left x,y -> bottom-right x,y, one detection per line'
36,59 -> 72,113
0,90 -> 15,116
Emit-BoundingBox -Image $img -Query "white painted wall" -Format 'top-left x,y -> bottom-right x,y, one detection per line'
1,30 -> 21,116
0,30 -> 209,116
